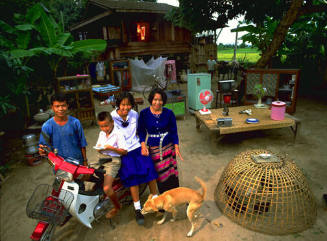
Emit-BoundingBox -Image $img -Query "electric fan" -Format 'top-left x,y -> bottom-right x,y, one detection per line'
198,89 -> 213,115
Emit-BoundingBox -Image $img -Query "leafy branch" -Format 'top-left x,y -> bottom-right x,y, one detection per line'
254,84 -> 267,99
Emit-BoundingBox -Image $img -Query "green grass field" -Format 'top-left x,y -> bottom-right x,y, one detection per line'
217,47 -> 261,63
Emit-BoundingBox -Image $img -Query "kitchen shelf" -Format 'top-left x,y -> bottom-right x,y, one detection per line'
56,75 -> 96,123
109,60 -> 132,91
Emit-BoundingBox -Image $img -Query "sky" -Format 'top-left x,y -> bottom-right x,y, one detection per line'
157,0 -> 245,44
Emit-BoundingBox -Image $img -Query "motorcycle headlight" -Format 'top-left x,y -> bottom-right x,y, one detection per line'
56,169 -> 73,182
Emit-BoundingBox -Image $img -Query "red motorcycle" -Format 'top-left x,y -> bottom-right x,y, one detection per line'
26,133 -> 146,241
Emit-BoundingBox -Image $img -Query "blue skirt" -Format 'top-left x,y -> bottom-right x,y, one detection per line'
119,147 -> 158,187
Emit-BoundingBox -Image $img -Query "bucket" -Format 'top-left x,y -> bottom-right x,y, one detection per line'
271,101 -> 286,120
223,95 -> 232,104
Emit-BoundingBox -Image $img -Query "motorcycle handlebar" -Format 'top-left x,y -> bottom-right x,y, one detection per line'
39,145 -> 51,154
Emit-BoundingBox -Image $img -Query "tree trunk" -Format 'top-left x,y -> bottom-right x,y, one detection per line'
322,61 -> 327,88
233,24 -> 239,62
255,0 -> 303,68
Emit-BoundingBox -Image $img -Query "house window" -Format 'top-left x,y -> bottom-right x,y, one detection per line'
136,22 -> 149,41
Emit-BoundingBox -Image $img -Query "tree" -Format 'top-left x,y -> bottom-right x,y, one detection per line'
46,0 -> 88,31
234,18 -> 279,55
168,0 -> 327,67
281,11 -> 327,90
0,0 -> 88,31
0,0 -> 40,23
0,3 -> 106,120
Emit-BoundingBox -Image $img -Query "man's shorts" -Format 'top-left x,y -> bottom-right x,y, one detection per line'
103,157 -> 121,177
97,153 -> 121,177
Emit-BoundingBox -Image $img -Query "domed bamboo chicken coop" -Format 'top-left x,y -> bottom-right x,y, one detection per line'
215,150 -> 316,235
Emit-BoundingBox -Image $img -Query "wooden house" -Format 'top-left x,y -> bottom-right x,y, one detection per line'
70,0 -> 192,67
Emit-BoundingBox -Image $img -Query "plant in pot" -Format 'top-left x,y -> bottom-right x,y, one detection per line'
254,84 -> 267,108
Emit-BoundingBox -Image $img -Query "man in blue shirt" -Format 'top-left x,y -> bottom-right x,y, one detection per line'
39,93 -> 88,165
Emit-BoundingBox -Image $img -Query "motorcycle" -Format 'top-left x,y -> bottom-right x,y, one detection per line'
26,133 -> 146,241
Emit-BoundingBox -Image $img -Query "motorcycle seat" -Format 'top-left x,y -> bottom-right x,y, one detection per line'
78,187 -> 104,196
98,158 -> 112,166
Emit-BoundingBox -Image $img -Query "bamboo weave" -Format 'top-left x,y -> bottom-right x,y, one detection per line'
215,150 -> 316,235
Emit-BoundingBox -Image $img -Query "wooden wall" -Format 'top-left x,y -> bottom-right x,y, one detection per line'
71,12 -> 193,65
190,44 -> 217,72
119,41 -> 191,57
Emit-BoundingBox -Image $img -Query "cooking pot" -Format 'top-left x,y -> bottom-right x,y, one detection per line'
22,134 -> 37,146
33,111 -> 50,123
25,145 -> 39,155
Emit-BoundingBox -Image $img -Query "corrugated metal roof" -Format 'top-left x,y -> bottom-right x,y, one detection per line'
90,0 -> 174,13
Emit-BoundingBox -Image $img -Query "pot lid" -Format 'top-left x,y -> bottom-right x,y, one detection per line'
272,101 -> 286,107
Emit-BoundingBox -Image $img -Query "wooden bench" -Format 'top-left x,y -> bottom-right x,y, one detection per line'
195,106 -> 301,141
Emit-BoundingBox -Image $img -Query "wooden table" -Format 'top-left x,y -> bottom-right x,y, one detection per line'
195,106 -> 300,139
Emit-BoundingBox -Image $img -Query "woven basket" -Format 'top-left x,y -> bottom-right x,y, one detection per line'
215,149 -> 316,235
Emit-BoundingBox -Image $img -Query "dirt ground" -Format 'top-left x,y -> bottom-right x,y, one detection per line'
1,82 -> 327,241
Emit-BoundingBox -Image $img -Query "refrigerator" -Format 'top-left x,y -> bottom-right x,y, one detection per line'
187,73 -> 211,112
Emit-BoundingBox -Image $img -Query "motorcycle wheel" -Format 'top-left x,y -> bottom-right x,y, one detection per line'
39,223 -> 56,241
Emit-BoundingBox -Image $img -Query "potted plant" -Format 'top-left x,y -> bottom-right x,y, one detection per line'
254,84 -> 267,108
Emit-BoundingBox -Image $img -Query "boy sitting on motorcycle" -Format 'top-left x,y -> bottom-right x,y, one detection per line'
95,111 -> 127,218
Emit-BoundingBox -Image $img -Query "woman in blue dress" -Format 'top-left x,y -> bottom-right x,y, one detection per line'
111,92 -> 158,225
138,88 -> 184,194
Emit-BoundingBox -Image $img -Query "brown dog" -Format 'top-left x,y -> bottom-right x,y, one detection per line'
141,177 -> 206,237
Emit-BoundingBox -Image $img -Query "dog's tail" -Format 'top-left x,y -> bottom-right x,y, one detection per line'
195,176 -> 207,200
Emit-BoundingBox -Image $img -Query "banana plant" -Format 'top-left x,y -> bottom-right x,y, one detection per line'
0,3 -> 106,120
4,3 -> 106,77
231,17 -> 279,54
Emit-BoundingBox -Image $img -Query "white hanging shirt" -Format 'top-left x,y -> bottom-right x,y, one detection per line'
111,109 -> 141,152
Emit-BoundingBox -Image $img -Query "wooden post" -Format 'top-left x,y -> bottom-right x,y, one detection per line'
171,23 -> 175,41
233,24 -> 239,62
155,22 -> 159,41
121,20 -> 127,43
102,26 -> 108,40
114,48 -> 120,60
25,94 -> 30,128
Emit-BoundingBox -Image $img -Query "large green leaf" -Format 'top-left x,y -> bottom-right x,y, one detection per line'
47,48 -> 73,57
29,47 -> 52,55
10,47 -> 58,58
71,39 -> 106,54
0,20 -> 15,34
36,10 -> 56,47
55,33 -> 72,46
28,47 -> 73,57
0,36 -> 15,49
48,14 -> 59,32
232,25 -> 259,34
25,3 -> 42,24
16,31 -> 31,49
15,25 -> 34,49
10,49 -> 35,58
15,24 -> 35,31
